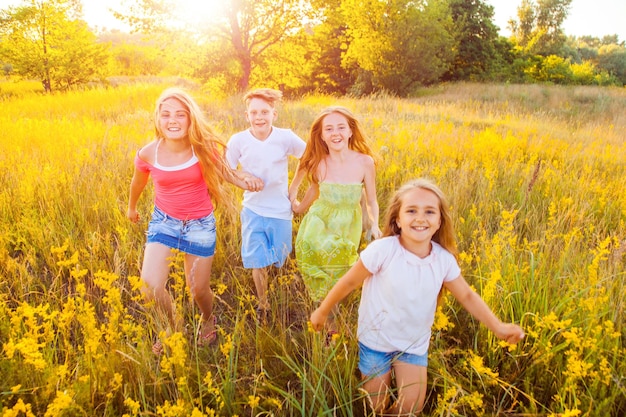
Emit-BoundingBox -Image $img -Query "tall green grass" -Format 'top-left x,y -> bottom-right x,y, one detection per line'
0,80 -> 625,416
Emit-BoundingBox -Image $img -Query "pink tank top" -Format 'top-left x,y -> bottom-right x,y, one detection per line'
134,141 -> 213,220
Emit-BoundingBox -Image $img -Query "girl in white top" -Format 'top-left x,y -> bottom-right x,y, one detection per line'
310,178 -> 525,415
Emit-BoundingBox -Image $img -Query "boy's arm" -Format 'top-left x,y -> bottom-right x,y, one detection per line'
310,260 -> 371,331
444,275 -> 525,344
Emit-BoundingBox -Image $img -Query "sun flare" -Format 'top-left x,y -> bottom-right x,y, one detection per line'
80,0 -> 226,32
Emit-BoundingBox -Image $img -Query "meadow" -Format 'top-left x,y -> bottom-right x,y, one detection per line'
0,79 -> 625,416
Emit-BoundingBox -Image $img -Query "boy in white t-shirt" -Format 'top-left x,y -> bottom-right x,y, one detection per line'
226,88 -> 306,322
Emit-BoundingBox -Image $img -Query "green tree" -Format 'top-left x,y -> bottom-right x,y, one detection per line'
98,30 -> 202,77
341,0 -> 454,95
509,0 -> 573,56
444,0 -> 501,81
116,0 -> 314,92
250,29 -> 313,95
301,0 -> 352,95
0,0 -> 109,92
525,54 -> 573,83
597,44 -> 626,85
223,0 -> 315,91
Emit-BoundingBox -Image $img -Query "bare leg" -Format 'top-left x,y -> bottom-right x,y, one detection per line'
384,362 -> 427,416
184,254 -> 216,339
141,243 -> 175,326
362,371 -> 392,415
252,267 -> 270,310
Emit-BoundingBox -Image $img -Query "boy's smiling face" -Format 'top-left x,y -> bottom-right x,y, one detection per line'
245,97 -> 277,140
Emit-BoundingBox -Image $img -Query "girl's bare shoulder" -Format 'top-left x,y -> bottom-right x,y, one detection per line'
354,151 -> 375,166
137,140 -> 158,164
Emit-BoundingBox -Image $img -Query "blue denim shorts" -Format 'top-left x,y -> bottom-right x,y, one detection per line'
358,341 -> 428,377
146,206 -> 217,257
241,207 -> 292,268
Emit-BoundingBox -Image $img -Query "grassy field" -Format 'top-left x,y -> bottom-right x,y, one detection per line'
0,79 -> 625,416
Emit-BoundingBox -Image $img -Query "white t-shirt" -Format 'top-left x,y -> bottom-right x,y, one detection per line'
358,236 -> 461,355
226,127 -> 306,220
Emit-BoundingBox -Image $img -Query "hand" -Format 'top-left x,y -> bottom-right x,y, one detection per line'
127,208 -> 140,223
495,323 -> 525,344
244,175 -> 264,192
370,225 -> 382,240
310,308 -> 328,332
291,199 -> 301,213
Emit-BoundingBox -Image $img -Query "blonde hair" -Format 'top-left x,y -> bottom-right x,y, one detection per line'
243,88 -> 283,107
383,178 -> 458,258
154,87 -> 235,208
298,106 -> 374,184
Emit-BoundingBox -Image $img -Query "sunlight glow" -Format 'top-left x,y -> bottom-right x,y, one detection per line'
81,0 -> 226,32
176,0 -> 226,28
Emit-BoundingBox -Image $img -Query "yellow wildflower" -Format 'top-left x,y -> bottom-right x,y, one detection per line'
467,351 -> 499,382
215,282 -> 227,295
124,397 -> 141,416
433,306 -> 454,331
247,395 -> 260,409
548,409 -> 582,417
44,390 -> 74,417
3,398 -> 36,417
220,333 -> 233,357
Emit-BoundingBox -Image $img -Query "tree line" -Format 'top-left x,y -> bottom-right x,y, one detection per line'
1,0 -> 625,95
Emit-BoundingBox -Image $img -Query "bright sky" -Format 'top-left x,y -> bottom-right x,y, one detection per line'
80,0 -> 224,32
3,0 -> 625,41
486,0 -> 626,41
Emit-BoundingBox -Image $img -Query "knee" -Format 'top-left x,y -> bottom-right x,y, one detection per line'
396,393 -> 424,415
190,284 -> 213,302
366,392 -> 389,415
140,279 -> 167,301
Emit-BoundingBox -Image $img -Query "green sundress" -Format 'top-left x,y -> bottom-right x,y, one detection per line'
295,182 -> 363,301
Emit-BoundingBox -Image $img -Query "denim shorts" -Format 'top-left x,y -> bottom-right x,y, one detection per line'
358,341 -> 428,377
241,207 -> 292,268
146,206 -> 217,257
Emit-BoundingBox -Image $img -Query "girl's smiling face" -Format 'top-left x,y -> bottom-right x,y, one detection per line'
158,98 -> 190,141
321,112 -> 352,151
396,187 -> 442,255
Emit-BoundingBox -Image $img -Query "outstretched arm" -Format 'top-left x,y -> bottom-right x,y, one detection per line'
444,275 -> 525,344
310,260 -> 371,331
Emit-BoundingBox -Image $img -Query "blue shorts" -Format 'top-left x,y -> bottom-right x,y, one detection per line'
241,207 -> 292,269
358,342 -> 428,377
146,206 -> 217,257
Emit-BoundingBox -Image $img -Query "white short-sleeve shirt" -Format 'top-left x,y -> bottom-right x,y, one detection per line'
358,236 -> 461,355
226,127 -> 306,220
